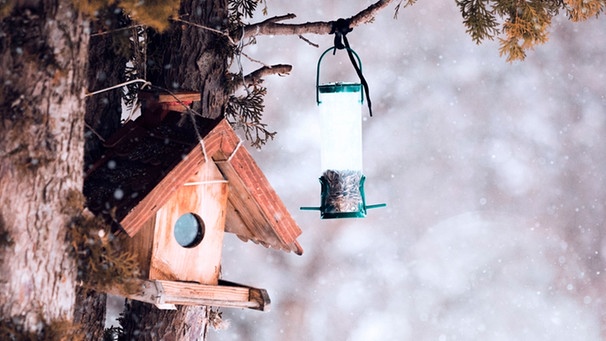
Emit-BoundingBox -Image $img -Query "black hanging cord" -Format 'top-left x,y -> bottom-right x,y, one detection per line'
330,18 -> 373,117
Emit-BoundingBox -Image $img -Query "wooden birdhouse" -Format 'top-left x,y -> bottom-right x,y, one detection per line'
84,90 -> 303,311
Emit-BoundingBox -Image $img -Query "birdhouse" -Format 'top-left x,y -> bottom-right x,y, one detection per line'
84,90 -> 303,311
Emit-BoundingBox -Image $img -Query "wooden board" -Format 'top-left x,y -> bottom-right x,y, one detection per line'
149,161 -> 228,285
119,216 -> 156,279
139,90 -> 201,113
106,279 -> 270,311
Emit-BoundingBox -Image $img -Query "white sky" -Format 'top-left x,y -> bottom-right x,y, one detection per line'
213,1 -> 606,340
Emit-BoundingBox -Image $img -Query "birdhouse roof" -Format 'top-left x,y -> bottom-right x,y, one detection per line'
84,92 -> 303,255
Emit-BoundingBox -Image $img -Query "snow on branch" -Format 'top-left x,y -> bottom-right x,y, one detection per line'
240,0 -> 396,39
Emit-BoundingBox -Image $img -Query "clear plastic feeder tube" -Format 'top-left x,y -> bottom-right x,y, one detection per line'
318,83 -> 363,173
318,82 -> 366,217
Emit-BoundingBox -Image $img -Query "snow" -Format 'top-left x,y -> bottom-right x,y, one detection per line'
209,1 -> 606,340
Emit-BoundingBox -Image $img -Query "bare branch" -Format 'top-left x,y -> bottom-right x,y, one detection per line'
298,35 -> 319,48
240,0 -> 395,39
258,13 -> 297,24
242,19 -> 329,39
246,64 -> 292,83
349,0 -> 396,27
233,64 -> 293,89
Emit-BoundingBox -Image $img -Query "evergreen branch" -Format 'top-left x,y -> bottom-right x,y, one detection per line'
496,0 -> 554,61
70,214 -> 140,293
456,0 -> 500,43
229,0 -> 258,19
225,86 -> 276,148
565,0 -> 605,21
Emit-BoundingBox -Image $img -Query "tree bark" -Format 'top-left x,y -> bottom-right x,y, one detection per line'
145,0 -> 228,119
121,300 -> 209,340
84,7 -> 130,170
73,287 -> 107,340
0,0 -> 88,337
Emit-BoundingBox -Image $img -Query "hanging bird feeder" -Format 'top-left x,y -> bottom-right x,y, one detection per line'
301,19 -> 386,219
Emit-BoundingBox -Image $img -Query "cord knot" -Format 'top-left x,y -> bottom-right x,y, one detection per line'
330,18 -> 352,50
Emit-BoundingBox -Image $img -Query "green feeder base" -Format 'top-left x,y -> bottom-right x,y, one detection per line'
301,170 -> 386,219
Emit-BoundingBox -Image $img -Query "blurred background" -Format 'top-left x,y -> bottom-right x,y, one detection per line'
212,1 -> 606,340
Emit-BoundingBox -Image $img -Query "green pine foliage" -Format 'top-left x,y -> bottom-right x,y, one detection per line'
450,0 -> 605,61
456,0 -> 500,43
226,0 -> 276,148
225,85 -> 276,149
229,0 -> 267,24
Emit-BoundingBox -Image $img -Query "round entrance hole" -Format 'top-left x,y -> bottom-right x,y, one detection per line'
173,213 -> 205,248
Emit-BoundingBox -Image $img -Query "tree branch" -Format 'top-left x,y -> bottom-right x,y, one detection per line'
258,13 -> 297,24
234,64 -> 293,89
240,0 -> 395,39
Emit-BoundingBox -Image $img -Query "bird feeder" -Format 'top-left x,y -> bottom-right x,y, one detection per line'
301,46 -> 385,218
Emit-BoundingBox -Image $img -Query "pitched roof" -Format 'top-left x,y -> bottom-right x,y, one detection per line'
84,92 -> 303,255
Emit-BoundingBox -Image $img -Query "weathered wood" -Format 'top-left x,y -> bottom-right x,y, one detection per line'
139,90 -> 202,115
120,300 -> 210,340
120,216 -> 156,279
150,161 -> 228,285
108,279 -> 270,311
120,161 -> 227,285
213,122 -> 304,254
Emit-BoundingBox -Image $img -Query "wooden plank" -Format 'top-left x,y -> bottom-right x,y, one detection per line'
138,90 -> 201,105
149,161 -> 228,285
104,279 -> 176,309
156,92 -> 201,104
119,216 -> 156,279
106,279 -> 270,311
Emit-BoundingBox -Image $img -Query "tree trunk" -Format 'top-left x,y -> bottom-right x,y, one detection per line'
119,0 -> 227,338
121,301 -> 209,340
74,287 -> 107,340
145,0 -> 228,119
83,6 -> 130,170
75,8 -> 131,338
0,0 -> 88,337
